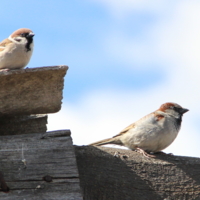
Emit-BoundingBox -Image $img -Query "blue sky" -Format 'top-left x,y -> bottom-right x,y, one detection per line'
0,0 -> 165,101
1,0 -> 200,157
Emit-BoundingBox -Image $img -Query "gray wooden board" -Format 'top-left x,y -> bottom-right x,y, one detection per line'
75,145 -> 200,200
0,130 -> 83,200
0,66 -> 68,116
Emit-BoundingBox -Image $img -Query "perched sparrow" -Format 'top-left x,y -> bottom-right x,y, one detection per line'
90,102 -> 189,157
0,28 -> 34,70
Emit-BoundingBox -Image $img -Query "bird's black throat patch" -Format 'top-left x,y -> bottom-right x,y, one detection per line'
25,37 -> 33,52
174,115 -> 182,131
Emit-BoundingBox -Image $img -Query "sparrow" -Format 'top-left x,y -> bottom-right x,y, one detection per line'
90,102 -> 189,157
0,28 -> 34,70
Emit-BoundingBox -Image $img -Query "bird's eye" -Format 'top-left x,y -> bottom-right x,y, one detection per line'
174,107 -> 181,112
21,33 -> 26,37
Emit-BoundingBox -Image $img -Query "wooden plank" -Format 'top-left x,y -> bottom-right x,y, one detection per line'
75,145 -> 200,200
0,130 -> 83,200
0,66 -> 68,116
0,114 -> 47,136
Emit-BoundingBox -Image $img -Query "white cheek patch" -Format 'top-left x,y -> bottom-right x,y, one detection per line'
8,35 -> 24,44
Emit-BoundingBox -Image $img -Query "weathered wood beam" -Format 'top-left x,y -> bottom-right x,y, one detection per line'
75,145 -> 200,200
0,114 -> 47,136
0,130 -> 83,200
0,66 -> 68,116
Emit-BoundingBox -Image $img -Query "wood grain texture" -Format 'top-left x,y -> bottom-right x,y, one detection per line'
75,145 -> 200,200
0,130 -> 83,200
0,66 -> 68,116
0,114 -> 47,136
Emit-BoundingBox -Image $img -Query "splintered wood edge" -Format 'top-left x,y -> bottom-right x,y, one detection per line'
0,65 -> 69,76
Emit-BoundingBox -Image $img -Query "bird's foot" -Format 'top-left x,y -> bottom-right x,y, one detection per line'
135,148 -> 155,158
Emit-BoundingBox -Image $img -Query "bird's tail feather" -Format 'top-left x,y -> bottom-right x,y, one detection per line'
89,137 -> 122,146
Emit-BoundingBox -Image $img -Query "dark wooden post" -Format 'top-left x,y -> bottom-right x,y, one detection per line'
75,145 -> 200,200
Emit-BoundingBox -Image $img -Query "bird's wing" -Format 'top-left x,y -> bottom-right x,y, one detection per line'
113,122 -> 135,138
0,39 -> 12,52
113,112 -> 158,138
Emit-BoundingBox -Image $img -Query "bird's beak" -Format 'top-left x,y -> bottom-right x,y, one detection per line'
180,108 -> 189,114
28,33 -> 35,38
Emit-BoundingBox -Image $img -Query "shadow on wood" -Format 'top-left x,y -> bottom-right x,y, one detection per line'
0,114 -> 47,136
75,145 -> 200,200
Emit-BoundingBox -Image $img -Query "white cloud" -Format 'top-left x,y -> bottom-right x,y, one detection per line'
89,0 -> 169,19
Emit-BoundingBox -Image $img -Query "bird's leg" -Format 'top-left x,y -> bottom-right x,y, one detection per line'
135,148 -> 155,158
0,69 -> 10,72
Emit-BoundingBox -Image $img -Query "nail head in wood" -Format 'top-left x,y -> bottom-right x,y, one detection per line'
43,175 -> 53,182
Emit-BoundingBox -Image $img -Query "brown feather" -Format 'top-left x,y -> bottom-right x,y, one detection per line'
89,136 -> 123,146
10,28 -> 32,38
90,122 -> 135,146
154,113 -> 164,121
113,123 -> 135,138
0,38 -> 12,52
